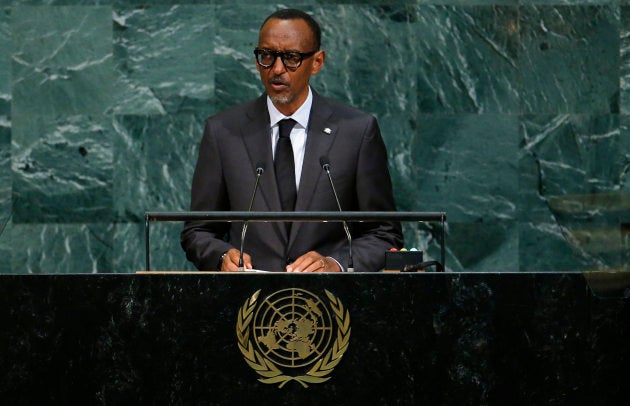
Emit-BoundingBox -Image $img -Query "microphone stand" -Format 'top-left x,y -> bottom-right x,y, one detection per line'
239,165 -> 264,271
322,161 -> 354,272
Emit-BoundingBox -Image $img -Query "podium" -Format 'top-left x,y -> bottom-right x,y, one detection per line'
0,272 -> 628,404
145,211 -> 447,271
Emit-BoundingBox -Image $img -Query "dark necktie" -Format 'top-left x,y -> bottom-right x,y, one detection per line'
274,119 -> 297,212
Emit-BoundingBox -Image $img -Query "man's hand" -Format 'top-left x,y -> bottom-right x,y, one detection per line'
220,248 -> 252,272
286,251 -> 341,273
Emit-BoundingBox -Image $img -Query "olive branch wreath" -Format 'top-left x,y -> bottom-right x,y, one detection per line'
236,289 -> 351,388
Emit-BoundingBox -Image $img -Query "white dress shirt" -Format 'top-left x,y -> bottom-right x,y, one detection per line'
267,87 -> 313,191
266,88 -> 345,271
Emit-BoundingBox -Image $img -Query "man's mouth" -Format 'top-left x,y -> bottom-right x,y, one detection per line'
270,78 -> 289,90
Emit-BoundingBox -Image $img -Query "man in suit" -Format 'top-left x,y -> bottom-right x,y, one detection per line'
181,8 -> 403,272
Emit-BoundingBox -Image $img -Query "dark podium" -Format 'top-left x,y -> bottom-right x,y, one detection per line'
1,272 -> 628,405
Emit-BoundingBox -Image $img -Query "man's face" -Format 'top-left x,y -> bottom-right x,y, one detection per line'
256,18 -> 325,116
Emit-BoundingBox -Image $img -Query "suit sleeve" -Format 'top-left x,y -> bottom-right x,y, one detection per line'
180,119 -> 235,270
332,115 -> 404,271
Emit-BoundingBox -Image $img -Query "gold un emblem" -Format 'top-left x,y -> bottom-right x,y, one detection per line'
236,288 -> 351,388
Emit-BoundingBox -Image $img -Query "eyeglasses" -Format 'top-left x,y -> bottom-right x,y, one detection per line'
254,48 -> 317,70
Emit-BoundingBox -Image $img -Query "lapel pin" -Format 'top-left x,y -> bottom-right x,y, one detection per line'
323,128 -> 332,134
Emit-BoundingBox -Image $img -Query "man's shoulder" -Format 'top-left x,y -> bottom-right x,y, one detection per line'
313,92 -> 375,120
205,95 -> 265,124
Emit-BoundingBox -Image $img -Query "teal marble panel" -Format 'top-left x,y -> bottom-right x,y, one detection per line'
520,114 -> 628,271
112,5 -> 215,115
412,5 -> 519,113
214,4 -> 277,111
309,6 -> 417,116
621,6 -> 630,114
11,6 -> 114,115
623,117 -> 630,186
446,221 -> 518,271
519,221 -> 584,271
316,1 -> 520,5
401,220 -> 518,271
12,114 -> 113,222
318,4 -> 421,214
112,114 -> 202,222
0,8 -> 9,115
518,147 -> 550,224
400,221 -> 440,255
0,221 -> 10,273
9,222 -> 112,273
0,0 -> 516,6
114,222 -> 194,272
527,1 -> 615,4
6,1 -> 113,4
520,114 -> 624,198
113,222 -> 143,273
0,117 -> 10,273
4,1 -> 113,5
519,0 -> 624,6
114,0 -> 284,5
0,7 -> 11,115
519,5 -> 620,114
0,117 -> 9,217
395,113 -> 519,271
616,114 -> 630,268
402,113 -> 519,221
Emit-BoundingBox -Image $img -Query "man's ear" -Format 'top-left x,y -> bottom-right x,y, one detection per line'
311,50 -> 325,75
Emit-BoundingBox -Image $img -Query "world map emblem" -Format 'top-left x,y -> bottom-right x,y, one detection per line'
236,288 -> 351,388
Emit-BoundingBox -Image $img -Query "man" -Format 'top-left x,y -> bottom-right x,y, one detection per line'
181,9 -> 403,272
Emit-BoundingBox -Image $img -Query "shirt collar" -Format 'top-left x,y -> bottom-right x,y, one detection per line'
267,87 -> 312,129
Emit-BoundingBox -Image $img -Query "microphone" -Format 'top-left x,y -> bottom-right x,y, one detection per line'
239,162 -> 265,271
319,156 -> 354,272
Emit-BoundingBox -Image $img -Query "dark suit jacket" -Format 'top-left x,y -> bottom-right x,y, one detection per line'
181,91 -> 403,272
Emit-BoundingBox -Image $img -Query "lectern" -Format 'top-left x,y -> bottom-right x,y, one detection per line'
0,272 -> 628,404
144,211 -> 447,272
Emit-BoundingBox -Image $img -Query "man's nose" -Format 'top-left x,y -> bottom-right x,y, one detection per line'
271,55 -> 287,74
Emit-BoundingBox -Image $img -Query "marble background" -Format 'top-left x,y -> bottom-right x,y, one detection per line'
0,0 -> 628,273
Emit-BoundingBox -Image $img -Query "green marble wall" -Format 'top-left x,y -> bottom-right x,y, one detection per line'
0,1 -> 628,273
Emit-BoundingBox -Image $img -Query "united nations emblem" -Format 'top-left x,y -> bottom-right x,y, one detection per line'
236,288 -> 351,388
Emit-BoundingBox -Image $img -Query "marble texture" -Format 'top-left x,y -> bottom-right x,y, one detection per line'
0,273 -> 628,403
114,222 -> 195,273
0,2 -> 628,273
11,114 -> 113,223
519,5 -> 620,114
214,4 -> 271,111
0,8 -> 9,115
520,114 -> 628,270
11,6 -> 114,115
412,6 -> 520,114
112,5 -> 215,115
400,113 -> 520,270
0,117 -> 10,274
112,114 -> 202,222
9,223 -> 112,273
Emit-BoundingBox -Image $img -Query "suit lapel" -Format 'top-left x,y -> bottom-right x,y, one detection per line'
289,94 -> 337,245
242,96 -> 287,242
241,93 -> 339,250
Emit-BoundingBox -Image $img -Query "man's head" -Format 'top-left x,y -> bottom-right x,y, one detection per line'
255,9 -> 325,116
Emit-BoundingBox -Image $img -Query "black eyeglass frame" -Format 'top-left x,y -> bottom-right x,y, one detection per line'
254,48 -> 318,70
